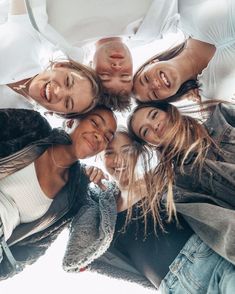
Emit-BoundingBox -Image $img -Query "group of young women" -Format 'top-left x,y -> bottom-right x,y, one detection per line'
0,0 -> 235,293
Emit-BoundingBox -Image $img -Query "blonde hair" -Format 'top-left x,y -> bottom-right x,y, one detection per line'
128,101 -> 218,231
48,59 -> 102,117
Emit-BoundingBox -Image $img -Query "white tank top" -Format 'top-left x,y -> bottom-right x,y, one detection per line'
0,162 -> 53,240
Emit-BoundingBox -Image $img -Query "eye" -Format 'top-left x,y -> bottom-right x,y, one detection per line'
144,74 -> 149,83
152,110 -> 158,119
65,97 -> 73,111
66,76 -> 70,87
121,74 -> 132,82
91,119 -> 98,126
99,74 -> 110,81
143,128 -> 148,138
104,150 -> 113,156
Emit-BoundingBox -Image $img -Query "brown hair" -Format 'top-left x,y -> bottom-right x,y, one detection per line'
133,42 -> 199,103
98,91 -> 132,112
49,59 -> 102,117
127,101 -> 218,230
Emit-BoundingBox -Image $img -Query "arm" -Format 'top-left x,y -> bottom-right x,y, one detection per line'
9,0 -> 27,15
0,220 -> 68,281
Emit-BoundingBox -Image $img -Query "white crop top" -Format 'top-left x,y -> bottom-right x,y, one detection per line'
0,162 -> 53,240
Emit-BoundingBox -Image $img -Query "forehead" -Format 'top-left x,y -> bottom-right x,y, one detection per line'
132,107 -> 153,128
90,109 -> 117,128
108,132 -> 132,148
102,78 -> 133,95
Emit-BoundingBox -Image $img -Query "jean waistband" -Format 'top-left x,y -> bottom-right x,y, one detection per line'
163,234 -> 207,285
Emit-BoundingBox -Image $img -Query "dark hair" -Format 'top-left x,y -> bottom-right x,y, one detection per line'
133,42 -> 199,102
69,104 -> 117,121
98,91 -> 132,112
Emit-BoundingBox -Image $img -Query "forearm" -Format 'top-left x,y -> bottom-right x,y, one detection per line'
9,0 -> 27,15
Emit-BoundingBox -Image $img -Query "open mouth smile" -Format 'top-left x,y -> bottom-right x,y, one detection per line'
41,82 -> 51,102
160,71 -> 170,88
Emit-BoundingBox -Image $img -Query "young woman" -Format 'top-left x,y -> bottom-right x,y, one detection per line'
128,101 -> 235,266
63,130 -> 235,293
0,105 -> 117,278
0,0 -> 101,114
133,0 -> 235,103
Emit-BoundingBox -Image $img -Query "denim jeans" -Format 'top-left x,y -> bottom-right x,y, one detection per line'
159,234 -> 235,294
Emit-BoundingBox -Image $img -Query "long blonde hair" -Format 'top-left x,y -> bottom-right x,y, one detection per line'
128,101 -> 218,230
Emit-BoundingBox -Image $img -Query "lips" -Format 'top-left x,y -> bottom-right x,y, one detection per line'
40,82 -> 51,102
160,71 -> 170,88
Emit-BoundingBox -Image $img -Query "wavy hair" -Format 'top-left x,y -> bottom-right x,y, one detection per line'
127,101 -> 218,229
133,42 -> 199,103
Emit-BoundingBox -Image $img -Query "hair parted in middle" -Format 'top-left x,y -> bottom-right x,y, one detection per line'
127,100 -> 219,230
133,41 -> 199,103
49,58 -> 103,118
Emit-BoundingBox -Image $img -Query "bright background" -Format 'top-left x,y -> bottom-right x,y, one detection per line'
0,30 -> 183,293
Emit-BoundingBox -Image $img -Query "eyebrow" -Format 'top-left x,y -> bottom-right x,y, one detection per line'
138,108 -> 155,137
93,114 -> 115,137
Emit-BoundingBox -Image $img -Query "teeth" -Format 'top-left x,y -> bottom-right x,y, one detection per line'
160,72 -> 170,87
115,167 -> 127,172
45,82 -> 50,101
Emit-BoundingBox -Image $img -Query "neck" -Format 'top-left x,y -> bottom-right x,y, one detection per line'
173,38 -> 215,82
8,76 -> 37,102
47,144 -> 77,173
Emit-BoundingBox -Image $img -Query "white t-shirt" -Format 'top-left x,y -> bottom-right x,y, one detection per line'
0,162 -> 52,241
28,0 -> 179,62
0,11 -> 56,108
179,0 -> 235,101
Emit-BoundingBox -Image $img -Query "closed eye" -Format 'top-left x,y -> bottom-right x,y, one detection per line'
65,97 -> 74,111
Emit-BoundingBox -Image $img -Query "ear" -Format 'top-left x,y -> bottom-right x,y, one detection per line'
66,119 -> 75,129
150,58 -> 159,64
185,88 -> 201,102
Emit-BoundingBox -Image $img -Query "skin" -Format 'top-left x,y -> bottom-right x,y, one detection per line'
133,38 -> 216,102
86,132 -> 146,212
93,37 -> 133,95
104,132 -> 134,188
131,107 -> 171,146
9,66 -> 94,114
34,108 -> 117,197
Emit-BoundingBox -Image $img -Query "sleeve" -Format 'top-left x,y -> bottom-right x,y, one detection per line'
218,103 -> 235,127
0,109 -> 51,157
0,219 -> 69,281
62,182 -> 118,272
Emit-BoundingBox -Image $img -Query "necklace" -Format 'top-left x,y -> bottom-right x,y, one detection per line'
49,145 -> 71,169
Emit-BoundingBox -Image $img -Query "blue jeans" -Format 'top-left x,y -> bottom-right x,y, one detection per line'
159,234 -> 235,294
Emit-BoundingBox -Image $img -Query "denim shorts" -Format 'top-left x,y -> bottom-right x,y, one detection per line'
159,234 -> 235,294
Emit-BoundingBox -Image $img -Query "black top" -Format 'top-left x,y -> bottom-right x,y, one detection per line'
112,203 -> 194,288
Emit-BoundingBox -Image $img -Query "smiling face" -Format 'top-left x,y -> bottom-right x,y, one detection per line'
28,66 -> 95,114
104,132 -> 134,187
93,39 -> 133,96
69,108 -> 117,159
133,60 -> 182,102
131,107 -> 172,146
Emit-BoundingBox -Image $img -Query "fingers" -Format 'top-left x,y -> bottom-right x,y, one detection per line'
85,166 -> 109,190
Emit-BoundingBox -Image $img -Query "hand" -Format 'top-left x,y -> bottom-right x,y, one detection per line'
85,166 -> 109,191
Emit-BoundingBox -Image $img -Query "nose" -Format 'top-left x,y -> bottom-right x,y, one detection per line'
111,61 -> 122,71
151,80 -> 161,90
52,84 -> 65,102
113,153 -> 123,166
